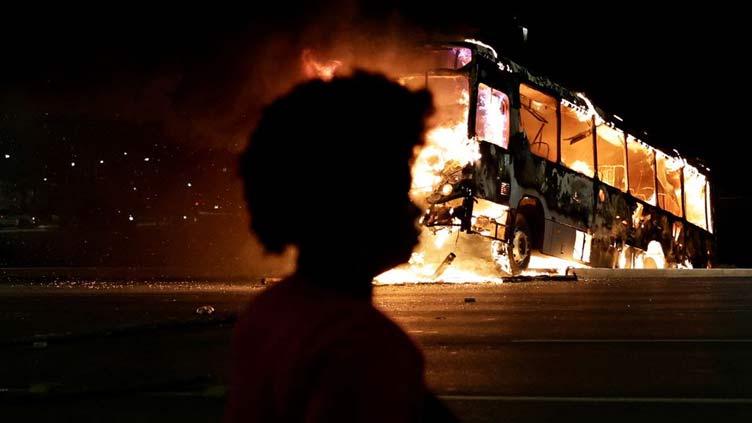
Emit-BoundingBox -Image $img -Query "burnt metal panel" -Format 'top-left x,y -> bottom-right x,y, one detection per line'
590,182 -> 630,267
509,133 -> 594,228
542,219 -> 577,259
473,141 -> 510,204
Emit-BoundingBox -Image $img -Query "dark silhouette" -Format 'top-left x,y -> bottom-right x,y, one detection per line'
225,71 -> 458,422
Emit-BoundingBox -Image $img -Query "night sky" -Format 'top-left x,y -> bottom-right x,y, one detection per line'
1,3 -> 748,267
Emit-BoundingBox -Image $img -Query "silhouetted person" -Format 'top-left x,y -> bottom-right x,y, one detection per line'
225,71 -> 458,422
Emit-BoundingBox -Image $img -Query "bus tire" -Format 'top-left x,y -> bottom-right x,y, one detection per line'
497,213 -> 532,276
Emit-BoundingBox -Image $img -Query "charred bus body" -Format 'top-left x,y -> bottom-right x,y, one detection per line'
409,40 -> 715,275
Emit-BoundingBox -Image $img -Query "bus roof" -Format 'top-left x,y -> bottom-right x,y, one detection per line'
435,40 -> 710,175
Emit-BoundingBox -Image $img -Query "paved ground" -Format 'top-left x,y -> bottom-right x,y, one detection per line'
2,274 -> 752,422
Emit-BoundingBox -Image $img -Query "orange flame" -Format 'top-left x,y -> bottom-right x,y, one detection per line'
301,49 -> 343,81
292,47 -> 589,283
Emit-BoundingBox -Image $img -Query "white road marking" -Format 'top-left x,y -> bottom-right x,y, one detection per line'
511,338 -> 752,343
439,395 -> 752,404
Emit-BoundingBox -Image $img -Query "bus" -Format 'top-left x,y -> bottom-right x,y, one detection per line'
402,39 -> 715,275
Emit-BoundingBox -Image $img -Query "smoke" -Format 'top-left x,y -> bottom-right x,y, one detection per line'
157,3 -> 475,153
0,3 -> 491,273
4,2 -> 489,154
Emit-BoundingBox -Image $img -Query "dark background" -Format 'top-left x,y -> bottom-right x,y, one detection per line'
1,2 -> 748,268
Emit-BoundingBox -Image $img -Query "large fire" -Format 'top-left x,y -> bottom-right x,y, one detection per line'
297,47 -> 634,284
301,49 -> 343,81
300,47 -> 585,283
408,84 -> 476,208
380,67 -> 587,282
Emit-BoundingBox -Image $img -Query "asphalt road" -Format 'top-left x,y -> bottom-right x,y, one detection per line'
2,274 -> 752,422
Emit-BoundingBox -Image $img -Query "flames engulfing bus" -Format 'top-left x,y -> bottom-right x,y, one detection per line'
404,40 -> 715,275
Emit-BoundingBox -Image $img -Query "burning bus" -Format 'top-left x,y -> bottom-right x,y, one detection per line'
390,39 -> 715,277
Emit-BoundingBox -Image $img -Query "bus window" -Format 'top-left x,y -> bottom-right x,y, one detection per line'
426,75 -> 470,129
627,135 -> 656,205
426,47 -> 472,70
596,124 -> 627,191
683,164 -> 708,230
399,47 -> 473,75
560,102 -> 594,177
656,151 -> 684,217
519,84 -> 557,162
476,83 -> 510,148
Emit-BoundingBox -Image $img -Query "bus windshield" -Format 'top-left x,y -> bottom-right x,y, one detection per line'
400,74 -> 469,130
400,47 -> 472,74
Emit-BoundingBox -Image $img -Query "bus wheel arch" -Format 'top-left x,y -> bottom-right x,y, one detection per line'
497,196 -> 544,275
516,196 -> 545,250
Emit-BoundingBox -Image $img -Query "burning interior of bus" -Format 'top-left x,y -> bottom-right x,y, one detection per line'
374,39 -> 715,282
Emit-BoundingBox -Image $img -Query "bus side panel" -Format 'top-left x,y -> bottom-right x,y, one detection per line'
590,182 -> 631,268
582,178 -> 716,269
626,197 -> 715,268
541,219 -> 577,260
667,219 -> 715,268
473,141 -> 509,205
510,134 -> 593,229
698,225 -> 716,267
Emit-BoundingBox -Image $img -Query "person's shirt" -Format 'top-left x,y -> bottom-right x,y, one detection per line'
224,274 -> 426,422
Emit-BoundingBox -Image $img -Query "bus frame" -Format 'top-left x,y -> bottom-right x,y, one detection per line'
417,40 -> 716,275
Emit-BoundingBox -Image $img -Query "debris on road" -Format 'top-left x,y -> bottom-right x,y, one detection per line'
260,277 -> 282,285
195,305 -> 215,315
432,252 -> 457,280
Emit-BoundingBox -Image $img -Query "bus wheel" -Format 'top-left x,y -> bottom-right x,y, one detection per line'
497,214 -> 532,276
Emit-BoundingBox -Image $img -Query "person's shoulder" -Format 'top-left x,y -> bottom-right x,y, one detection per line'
339,305 -> 423,359
242,276 -> 306,310
235,277 -> 364,333
234,277 -> 298,329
